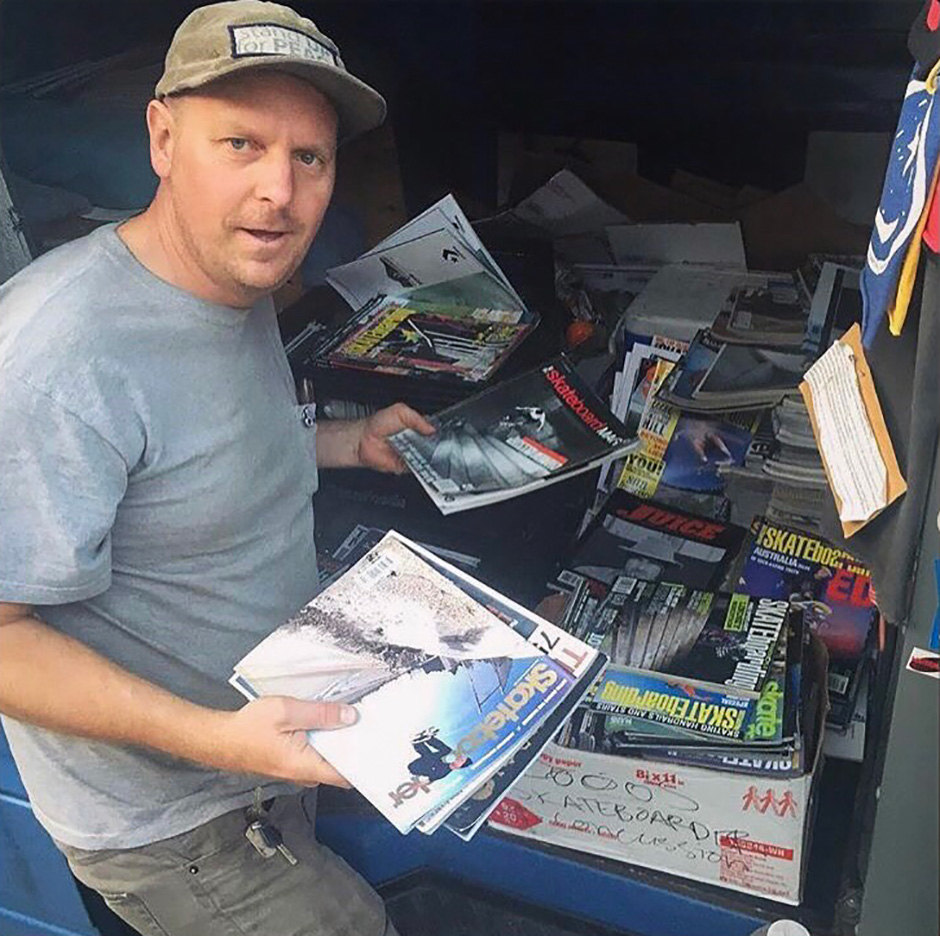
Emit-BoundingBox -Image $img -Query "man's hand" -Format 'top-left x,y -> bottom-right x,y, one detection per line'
316,403 -> 435,472
356,403 -> 436,473
213,697 -> 358,788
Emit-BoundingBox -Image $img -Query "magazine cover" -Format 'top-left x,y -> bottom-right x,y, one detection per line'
389,357 -> 637,514
376,536 -> 605,836
598,338 -> 685,494
567,577 -> 789,742
568,490 -> 746,589
658,329 -> 723,405
588,622 -> 796,751
358,193 -> 526,310
693,345 -> 806,406
587,580 -> 788,693
324,296 -> 533,383
231,532 -> 584,834
544,570 -> 612,643
712,274 -> 807,346
617,357 -> 757,497
799,258 -> 863,353
585,668 -> 755,742
658,327 -> 807,412
326,226 -> 526,317
738,517 -> 875,725
738,518 -> 875,661
442,651 -> 608,840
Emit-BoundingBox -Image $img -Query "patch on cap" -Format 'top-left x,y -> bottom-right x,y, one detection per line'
229,23 -> 340,66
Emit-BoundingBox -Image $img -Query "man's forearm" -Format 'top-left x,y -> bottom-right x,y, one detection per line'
315,419 -> 363,469
0,610 -> 233,769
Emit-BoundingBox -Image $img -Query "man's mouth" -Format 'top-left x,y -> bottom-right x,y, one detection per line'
240,228 -> 290,244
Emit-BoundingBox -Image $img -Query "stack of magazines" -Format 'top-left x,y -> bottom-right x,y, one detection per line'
540,491 -> 824,778
231,531 -> 604,840
315,195 -> 538,384
657,329 -> 809,413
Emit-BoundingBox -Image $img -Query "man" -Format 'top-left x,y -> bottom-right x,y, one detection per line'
0,2 -> 432,933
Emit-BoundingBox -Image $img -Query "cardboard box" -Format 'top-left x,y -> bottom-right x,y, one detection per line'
490,639 -> 827,905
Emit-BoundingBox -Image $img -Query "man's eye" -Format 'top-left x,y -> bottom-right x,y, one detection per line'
297,152 -> 318,167
228,138 -> 249,151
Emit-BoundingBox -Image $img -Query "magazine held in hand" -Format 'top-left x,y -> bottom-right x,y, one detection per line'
389,357 -> 638,514
231,531 -> 603,838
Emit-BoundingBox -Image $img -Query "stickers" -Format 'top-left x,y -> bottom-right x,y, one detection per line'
906,647 -> 940,679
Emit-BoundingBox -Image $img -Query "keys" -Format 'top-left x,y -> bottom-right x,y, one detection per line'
244,820 -> 298,865
260,821 -> 298,866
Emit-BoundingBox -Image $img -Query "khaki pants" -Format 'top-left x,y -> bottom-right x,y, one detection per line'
57,790 -> 395,936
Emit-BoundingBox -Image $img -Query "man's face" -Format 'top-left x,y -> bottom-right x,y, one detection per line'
159,71 -> 338,307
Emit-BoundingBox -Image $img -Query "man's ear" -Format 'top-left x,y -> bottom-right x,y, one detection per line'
146,98 -> 177,179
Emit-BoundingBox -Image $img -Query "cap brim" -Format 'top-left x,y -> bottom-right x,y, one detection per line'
162,58 -> 387,143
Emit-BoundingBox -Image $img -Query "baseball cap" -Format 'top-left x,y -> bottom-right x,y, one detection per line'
155,0 -> 386,142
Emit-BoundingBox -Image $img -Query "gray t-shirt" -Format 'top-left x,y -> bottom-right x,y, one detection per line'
0,224 -> 320,849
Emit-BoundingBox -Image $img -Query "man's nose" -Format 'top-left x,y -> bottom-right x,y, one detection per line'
254,151 -> 294,208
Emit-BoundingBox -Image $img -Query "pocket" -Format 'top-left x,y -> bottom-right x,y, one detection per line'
98,891 -> 170,936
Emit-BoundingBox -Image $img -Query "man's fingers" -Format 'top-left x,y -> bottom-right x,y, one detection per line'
394,403 -> 436,436
279,698 -> 358,731
300,751 -> 353,788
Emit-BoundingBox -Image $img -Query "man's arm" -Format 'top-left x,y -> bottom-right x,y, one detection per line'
316,403 -> 435,472
0,602 -> 354,786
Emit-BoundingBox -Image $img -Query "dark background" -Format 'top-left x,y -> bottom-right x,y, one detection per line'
0,0 -> 920,211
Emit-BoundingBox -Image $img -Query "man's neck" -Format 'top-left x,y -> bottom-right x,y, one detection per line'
118,199 -> 254,309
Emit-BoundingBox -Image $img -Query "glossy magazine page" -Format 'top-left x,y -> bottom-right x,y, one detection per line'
232,531 -> 593,834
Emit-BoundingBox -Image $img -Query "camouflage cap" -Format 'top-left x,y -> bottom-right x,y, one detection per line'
155,0 -> 386,142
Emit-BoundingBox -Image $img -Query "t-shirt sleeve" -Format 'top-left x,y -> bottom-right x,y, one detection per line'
0,371 -> 128,604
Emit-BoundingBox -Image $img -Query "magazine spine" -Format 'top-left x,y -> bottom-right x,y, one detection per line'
587,668 -> 755,742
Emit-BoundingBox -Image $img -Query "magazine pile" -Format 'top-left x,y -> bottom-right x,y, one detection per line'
315,195 -> 537,383
388,356 -> 638,514
231,531 -> 604,840
536,491 -> 825,778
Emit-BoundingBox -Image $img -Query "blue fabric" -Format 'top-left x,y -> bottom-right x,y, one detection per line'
861,68 -> 940,347
930,557 -> 940,651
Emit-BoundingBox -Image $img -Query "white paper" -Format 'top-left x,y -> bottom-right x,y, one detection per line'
803,342 -> 887,523
622,265 -> 743,341
359,194 -> 524,307
326,227 -> 522,313
606,221 -> 747,269
510,169 -> 630,237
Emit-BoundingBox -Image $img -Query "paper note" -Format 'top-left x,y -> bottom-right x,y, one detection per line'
800,323 -> 906,536
802,342 -> 886,522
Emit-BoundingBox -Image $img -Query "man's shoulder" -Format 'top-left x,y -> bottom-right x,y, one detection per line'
0,226 -> 135,368
5,223 -> 118,294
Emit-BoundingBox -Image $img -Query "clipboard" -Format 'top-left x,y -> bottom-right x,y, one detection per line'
799,323 -> 907,538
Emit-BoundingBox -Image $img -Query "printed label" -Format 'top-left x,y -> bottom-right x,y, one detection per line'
230,24 -> 338,65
